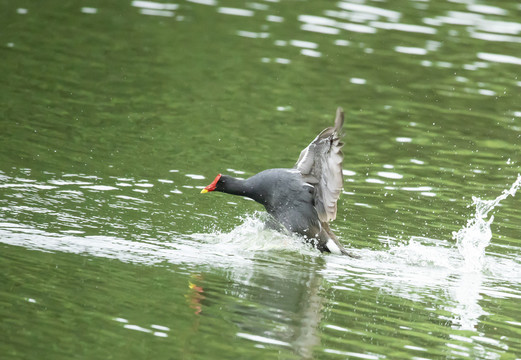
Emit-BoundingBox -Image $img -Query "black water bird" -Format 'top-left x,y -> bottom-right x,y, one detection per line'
201,107 -> 355,257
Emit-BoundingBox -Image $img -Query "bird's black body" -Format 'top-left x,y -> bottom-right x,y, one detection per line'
217,169 -> 320,235
202,108 -> 355,257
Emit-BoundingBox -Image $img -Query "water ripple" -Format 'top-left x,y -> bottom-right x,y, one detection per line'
477,52 -> 521,66
218,7 -> 254,17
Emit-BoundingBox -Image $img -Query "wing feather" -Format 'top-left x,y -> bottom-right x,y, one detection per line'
295,107 -> 345,222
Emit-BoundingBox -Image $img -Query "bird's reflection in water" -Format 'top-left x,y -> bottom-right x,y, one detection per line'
186,273 -> 205,315
224,254 -> 327,359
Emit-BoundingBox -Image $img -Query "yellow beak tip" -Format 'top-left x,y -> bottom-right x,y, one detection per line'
200,189 -> 209,194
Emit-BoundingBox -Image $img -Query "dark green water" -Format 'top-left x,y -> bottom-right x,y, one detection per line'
2,0 -> 521,359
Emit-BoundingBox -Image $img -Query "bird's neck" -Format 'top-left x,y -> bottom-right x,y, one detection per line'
218,175 -> 266,204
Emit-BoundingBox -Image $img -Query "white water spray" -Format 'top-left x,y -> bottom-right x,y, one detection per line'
453,174 -> 521,271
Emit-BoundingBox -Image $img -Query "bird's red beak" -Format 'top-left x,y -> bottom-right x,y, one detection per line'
201,174 -> 222,194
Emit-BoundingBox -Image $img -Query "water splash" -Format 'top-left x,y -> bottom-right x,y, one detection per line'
453,174 -> 521,271
199,212 -> 318,255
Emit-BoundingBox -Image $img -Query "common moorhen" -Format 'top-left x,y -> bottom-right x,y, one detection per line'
201,107 -> 355,257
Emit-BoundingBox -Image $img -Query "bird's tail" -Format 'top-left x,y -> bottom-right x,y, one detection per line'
320,222 -> 359,258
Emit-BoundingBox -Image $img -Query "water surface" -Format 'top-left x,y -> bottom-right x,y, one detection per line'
1,0 -> 521,359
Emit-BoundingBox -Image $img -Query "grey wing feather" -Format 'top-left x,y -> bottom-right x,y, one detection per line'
295,107 -> 344,222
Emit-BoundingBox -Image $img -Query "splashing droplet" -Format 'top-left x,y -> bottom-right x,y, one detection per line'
453,175 -> 521,271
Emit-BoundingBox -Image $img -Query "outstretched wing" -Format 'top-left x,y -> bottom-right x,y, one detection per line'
295,107 -> 344,222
